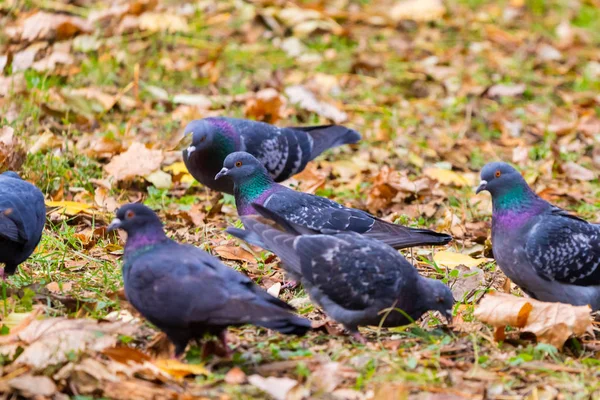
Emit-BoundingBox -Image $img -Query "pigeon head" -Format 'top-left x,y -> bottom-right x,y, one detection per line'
108,203 -> 164,237
2,171 -> 22,180
476,162 -> 537,210
420,278 -> 454,324
182,119 -> 216,157
215,152 -> 269,183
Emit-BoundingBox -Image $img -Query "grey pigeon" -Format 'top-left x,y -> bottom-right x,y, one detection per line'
477,162 -> 600,309
227,204 -> 454,342
108,203 -> 311,356
216,152 -> 452,250
0,171 -> 45,279
181,117 -> 361,194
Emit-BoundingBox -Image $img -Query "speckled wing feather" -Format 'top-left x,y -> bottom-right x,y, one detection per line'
524,213 -> 600,286
296,233 -> 408,311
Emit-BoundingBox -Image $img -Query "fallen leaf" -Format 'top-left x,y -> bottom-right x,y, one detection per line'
214,245 -> 256,264
8,374 -> 56,397
28,131 -> 62,154
154,359 -> 208,379
46,281 -> 73,294
225,366 -> 247,384
248,374 -> 307,400
486,83 -> 526,98
424,168 -> 472,187
145,169 -> 172,189
267,282 -> 282,298
285,163 -> 326,194
0,318 -> 137,369
94,187 -> 119,212
172,93 -> 211,107
474,292 -> 592,349
139,13 -> 189,33
103,346 -> 152,364
434,251 -> 490,269
389,0 -> 445,22
563,162 -> 596,181
46,200 -> 93,215
19,11 -> 91,42
285,85 -> 347,124
245,88 -> 286,123
0,126 -> 25,171
449,266 -> 485,301
104,142 -> 164,182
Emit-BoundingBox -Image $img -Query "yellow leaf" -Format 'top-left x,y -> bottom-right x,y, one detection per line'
424,168 -> 472,187
145,170 -> 172,189
46,200 -> 93,215
164,162 -> 189,175
474,292 -> 592,349
154,359 -> 209,379
433,251 -> 489,269
2,312 -> 35,330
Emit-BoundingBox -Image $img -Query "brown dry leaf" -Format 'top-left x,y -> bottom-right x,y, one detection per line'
19,11 -> 91,42
8,374 -> 57,397
389,0 -> 445,22
46,200 -> 94,215
486,83 -> 526,98
424,168 -> 472,187
285,85 -> 347,124
0,318 -> 138,369
46,281 -> 73,294
94,187 -> 119,212
214,245 -> 256,264
225,366 -> 247,384
102,346 -> 152,364
0,126 -> 25,171
248,374 -> 308,400
28,131 -> 63,154
245,88 -> 287,123
449,266 -> 485,301
563,162 -> 596,181
153,359 -> 208,380
286,163 -> 326,194
104,142 -> 164,182
138,12 -> 189,33
474,292 -> 592,349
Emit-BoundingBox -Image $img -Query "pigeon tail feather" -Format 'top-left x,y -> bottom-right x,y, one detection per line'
291,125 -> 360,160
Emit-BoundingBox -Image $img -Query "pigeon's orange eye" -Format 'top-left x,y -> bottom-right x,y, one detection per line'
235,161 -> 243,167
126,210 -> 135,219
495,170 -> 501,178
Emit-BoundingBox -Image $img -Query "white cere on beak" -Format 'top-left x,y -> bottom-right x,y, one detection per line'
187,145 -> 196,155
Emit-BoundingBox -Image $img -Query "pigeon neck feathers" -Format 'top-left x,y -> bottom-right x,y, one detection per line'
492,183 -> 548,228
124,224 -> 168,257
234,172 -> 277,215
207,118 -> 240,155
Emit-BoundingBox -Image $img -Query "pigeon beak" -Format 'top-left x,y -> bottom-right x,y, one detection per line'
186,145 -> 196,156
445,309 -> 453,325
475,180 -> 488,194
215,167 -> 229,180
107,218 -> 122,232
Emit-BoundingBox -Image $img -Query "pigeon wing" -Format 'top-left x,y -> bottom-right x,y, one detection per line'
524,214 -> 600,286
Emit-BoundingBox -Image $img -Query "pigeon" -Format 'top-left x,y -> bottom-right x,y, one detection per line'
0,171 -> 45,279
107,203 -> 311,357
215,152 -> 452,250
477,162 -> 600,309
180,117 -> 361,194
227,204 -> 454,341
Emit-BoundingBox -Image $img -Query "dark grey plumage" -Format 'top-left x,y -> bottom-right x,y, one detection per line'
477,162 -> 600,309
181,117 -> 361,194
216,151 -> 452,250
227,205 -> 453,340
0,171 -> 45,278
108,203 -> 311,356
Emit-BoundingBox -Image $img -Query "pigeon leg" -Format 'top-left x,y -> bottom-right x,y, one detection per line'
350,331 -> 367,344
218,330 -> 233,357
281,280 -> 298,290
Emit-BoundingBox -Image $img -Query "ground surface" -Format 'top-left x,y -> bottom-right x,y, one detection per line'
1,0 -> 600,398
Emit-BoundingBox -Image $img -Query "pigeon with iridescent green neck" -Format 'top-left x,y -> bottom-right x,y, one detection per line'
227,204 -> 454,342
215,152 -> 452,250
180,117 -> 361,194
477,162 -> 600,309
108,203 -> 311,357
